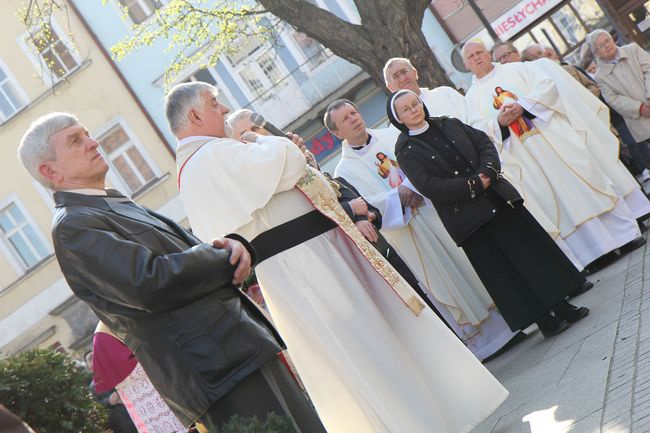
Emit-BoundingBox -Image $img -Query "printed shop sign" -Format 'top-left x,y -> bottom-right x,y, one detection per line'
473,0 -> 563,44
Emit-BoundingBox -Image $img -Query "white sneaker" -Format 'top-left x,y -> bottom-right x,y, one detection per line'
642,169 -> 650,182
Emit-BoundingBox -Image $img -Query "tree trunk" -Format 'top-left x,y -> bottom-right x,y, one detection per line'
257,0 -> 454,92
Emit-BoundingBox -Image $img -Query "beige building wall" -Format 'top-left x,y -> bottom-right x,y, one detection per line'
0,0 -> 184,357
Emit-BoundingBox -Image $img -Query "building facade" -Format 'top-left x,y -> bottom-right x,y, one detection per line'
69,0 -> 459,171
0,0 -> 183,356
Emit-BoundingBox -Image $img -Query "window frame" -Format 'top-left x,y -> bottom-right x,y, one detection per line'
111,0 -> 166,26
17,19 -> 82,87
0,193 -> 53,276
0,58 -> 29,124
224,37 -> 290,103
94,118 -> 162,197
179,67 -> 240,111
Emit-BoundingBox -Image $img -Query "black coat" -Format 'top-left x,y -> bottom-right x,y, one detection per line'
332,176 -> 383,229
395,117 -> 522,245
51,191 -> 283,426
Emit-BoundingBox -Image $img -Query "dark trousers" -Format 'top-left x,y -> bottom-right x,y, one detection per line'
198,356 -> 326,433
615,121 -> 650,174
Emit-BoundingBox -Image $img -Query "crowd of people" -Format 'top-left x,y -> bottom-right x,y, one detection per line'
14,29 -> 650,433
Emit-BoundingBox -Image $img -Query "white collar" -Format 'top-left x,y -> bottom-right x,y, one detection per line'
177,135 -> 219,149
409,123 -> 430,136
64,188 -> 108,196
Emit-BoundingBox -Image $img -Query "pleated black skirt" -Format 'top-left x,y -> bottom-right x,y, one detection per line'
461,197 -> 584,330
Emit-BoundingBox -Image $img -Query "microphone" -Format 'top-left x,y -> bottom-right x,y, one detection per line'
249,113 -> 290,139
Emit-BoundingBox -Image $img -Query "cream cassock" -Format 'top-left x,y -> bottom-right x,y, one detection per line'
465,62 -> 644,267
175,134 -> 508,433
334,124 -> 519,361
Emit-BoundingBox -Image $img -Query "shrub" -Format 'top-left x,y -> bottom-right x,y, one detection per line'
0,348 -> 107,433
218,413 -> 295,433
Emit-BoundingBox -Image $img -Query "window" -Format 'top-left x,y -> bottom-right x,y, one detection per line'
29,24 -> 78,80
98,123 -> 157,194
292,32 -> 330,70
183,68 -> 236,110
0,63 -> 25,122
0,203 -> 49,270
227,36 -> 288,102
118,0 -> 164,24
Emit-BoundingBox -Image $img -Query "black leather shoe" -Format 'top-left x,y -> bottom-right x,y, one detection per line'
570,281 -> 594,297
620,236 -> 646,255
554,301 -> 590,323
537,317 -> 570,338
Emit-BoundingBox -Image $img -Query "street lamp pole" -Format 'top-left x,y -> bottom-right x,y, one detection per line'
466,0 -> 499,42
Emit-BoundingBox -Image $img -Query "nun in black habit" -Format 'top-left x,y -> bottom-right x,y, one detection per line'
386,89 -> 590,337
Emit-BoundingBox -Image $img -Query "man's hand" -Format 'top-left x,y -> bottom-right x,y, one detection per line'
240,131 -> 261,143
349,198 -> 368,217
478,173 -> 491,189
641,103 -> 650,118
211,238 -> 252,284
287,131 -> 318,168
355,220 -> 379,243
368,211 -> 377,222
287,132 -> 305,150
497,103 -> 524,126
398,185 -> 424,208
108,392 -> 121,406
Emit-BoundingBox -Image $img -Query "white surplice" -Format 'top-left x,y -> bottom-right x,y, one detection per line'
176,135 -> 508,433
419,86 -> 583,269
466,62 -> 640,267
334,127 -> 518,360
528,58 -> 650,219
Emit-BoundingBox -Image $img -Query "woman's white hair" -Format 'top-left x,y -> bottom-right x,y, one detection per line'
165,81 -> 216,135
18,112 -> 79,189
585,29 -> 612,54
225,108 -> 254,138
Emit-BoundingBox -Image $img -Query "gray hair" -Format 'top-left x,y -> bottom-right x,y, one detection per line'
491,41 -> 517,61
382,57 -> 414,84
521,44 -> 543,61
323,99 -> 360,132
586,29 -> 612,54
224,108 -> 254,138
18,112 -> 79,188
165,81 -> 216,135
461,40 -> 489,59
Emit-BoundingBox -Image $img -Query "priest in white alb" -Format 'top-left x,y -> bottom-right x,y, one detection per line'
327,98 -> 519,361
463,41 -> 645,268
165,81 -> 508,433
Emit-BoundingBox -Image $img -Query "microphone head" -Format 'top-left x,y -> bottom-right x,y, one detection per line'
249,112 -> 266,128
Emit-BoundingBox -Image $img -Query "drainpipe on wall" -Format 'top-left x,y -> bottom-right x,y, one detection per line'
67,1 -> 176,157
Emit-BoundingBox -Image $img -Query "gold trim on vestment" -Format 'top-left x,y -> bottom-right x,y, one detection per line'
296,167 -> 425,316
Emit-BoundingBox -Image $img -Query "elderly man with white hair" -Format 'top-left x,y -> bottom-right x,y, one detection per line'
16,112 -> 324,432
589,29 -> 650,179
383,57 -> 469,121
167,81 -> 509,433
463,40 -> 646,270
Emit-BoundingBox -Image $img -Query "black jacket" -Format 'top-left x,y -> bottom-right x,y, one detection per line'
51,191 -> 283,426
333,176 -> 383,229
395,117 -> 522,245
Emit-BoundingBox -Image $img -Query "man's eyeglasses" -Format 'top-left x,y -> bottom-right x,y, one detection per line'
497,50 -> 517,63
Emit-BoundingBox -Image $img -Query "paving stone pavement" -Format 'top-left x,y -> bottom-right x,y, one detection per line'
471,236 -> 650,433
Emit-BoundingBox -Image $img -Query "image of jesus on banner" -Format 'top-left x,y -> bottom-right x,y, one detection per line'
493,86 -> 539,142
375,152 -> 404,188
